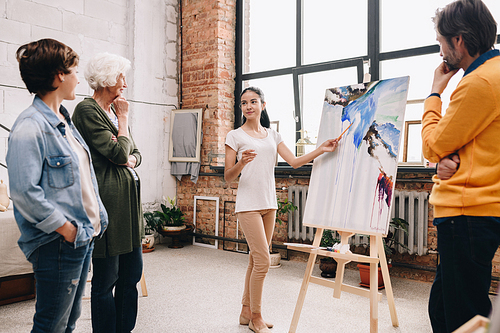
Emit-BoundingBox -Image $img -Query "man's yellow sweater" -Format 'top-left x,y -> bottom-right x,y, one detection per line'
422,52 -> 500,218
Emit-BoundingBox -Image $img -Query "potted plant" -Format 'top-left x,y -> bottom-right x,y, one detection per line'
356,217 -> 409,289
142,212 -> 160,253
318,230 -> 340,278
144,196 -> 191,248
270,196 -> 297,268
154,196 -> 186,231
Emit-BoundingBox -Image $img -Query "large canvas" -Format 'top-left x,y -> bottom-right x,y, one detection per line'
303,76 -> 409,235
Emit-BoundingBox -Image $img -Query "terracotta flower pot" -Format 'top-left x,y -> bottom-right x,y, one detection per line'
357,263 -> 392,289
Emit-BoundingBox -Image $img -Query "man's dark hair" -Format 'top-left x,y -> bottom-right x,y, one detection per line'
433,0 -> 497,56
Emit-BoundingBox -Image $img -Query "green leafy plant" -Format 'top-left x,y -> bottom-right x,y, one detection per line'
383,217 -> 410,256
319,230 -> 340,263
320,229 -> 340,248
276,196 -> 297,225
354,217 -> 410,257
143,212 -> 161,234
143,196 -> 185,231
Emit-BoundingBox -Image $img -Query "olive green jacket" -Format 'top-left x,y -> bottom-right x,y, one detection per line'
72,98 -> 144,258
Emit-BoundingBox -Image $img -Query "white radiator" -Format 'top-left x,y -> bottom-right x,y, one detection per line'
287,186 -> 314,242
287,187 -> 429,255
390,190 -> 429,256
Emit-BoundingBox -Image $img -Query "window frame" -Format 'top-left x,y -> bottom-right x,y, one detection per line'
234,0 -> 500,161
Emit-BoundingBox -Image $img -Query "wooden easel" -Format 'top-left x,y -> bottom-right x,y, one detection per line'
287,228 -> 398,333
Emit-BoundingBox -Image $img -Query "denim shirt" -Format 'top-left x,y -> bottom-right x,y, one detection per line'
6,96 -> 108,259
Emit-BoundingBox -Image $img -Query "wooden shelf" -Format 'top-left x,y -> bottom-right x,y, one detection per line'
286,245 -> 380,264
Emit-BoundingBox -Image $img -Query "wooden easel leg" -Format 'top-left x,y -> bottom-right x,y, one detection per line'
332,259 -> 347,299
377,236 -> 399,327
333,231 -> 353,299
289,228 -> 323,333
140,270 -> 148,297
370,236 -> 379,333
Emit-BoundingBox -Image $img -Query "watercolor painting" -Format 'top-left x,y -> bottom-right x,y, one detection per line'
303,76 -> 409,235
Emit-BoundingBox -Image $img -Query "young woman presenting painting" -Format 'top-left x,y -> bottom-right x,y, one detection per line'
225,86 -> 339,333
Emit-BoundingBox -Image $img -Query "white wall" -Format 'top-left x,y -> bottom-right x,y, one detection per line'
0,0 -> 178,209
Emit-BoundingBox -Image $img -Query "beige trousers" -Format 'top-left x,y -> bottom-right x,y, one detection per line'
237,209 -> 276,313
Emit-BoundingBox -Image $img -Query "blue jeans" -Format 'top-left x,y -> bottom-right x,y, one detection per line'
91,246 -> 143,333
28,237 -> 93,333
429,216 -> 500,332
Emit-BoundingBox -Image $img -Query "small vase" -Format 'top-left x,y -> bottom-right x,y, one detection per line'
270,252 -> 281,268
142,234 -> 155,253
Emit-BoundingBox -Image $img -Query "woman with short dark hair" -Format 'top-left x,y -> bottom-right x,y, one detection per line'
7,38 -> 108,333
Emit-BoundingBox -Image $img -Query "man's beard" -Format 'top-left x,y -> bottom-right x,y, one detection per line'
443,41 -> 462,71
444,58 -> 460,71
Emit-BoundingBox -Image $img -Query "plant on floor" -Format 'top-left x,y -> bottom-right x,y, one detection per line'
270,196 -> 298,267
352,217 -> 410,257
275,196 -> 297,225
320,229 -> 340,248
383,217 -> 410,256
144,211 -> 161,234
143,210 -> 161,252
355,217 -> 410,288
318,230 -> 341,278
144,196 -> 185,231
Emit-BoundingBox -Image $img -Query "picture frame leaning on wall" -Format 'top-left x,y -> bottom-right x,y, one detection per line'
168,108 -> 203,162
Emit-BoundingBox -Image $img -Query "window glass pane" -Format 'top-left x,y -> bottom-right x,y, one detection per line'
405,103 -> 424,122
301,67 -> 359,155
398,104 -> 423,163
380,54 -> 460,103
406,123 -> 423,163
303,0 -> 367,64
381,55 -> 435,101
381,0 -> 500,53
243,0 -> 296,73
243,75 -> 295,162
380,0 -> 452,52
483,1 -> 500,25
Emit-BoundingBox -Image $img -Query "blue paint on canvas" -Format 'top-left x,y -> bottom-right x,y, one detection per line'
303,76 -> 410,235
377,122 -> 400,158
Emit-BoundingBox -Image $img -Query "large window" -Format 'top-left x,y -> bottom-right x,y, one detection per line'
244,75 -> 295,154
302,0 -> 367,65
236,0 -> 500,165
242,1 -> 296,73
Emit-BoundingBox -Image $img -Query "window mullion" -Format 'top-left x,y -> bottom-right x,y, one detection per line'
368,0 -> 380,81
294,0 -> 304,150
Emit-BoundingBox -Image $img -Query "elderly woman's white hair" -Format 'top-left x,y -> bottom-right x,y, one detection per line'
85,52 -> 131,91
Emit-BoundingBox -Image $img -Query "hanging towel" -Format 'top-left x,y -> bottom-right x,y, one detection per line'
170,112 -> 201,183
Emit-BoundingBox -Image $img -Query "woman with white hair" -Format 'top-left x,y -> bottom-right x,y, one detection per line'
72,52 -> 143,333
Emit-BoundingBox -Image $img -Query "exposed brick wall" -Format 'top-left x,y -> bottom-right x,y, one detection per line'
178,0 -> 236,247
181,0 -> 235,168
